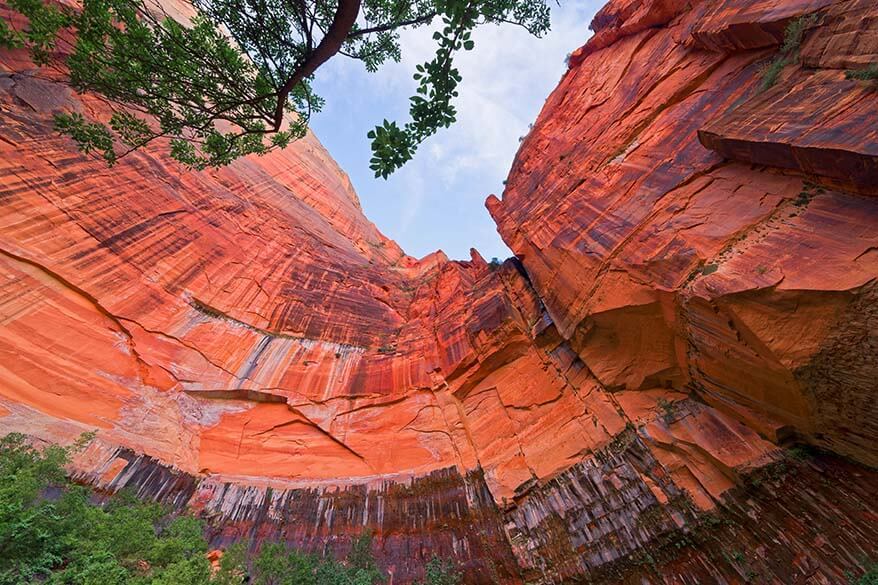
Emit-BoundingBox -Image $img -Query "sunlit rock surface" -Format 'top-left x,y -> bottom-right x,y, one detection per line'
1,0 -> 877,582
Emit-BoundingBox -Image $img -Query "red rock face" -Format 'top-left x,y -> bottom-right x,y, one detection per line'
491,0 -> 878,468
1,0 -> 878,582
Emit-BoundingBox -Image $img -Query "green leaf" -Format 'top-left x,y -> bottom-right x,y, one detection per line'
1,0 -> 553,174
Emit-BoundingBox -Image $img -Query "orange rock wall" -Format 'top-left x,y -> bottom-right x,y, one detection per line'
1,0 -> 878,582
490,0 -> 878,467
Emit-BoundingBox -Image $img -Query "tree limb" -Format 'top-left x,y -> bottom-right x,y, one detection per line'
271,0 -> 361,129
347,12 -> 437,38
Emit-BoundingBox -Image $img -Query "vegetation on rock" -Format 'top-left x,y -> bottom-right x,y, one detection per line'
759,13 -> 818,91
850,564 -> 878,585
846,65 -> 878,84
0,433 -> 460,585
0,0 -> 550,176
416,557 -> 461,585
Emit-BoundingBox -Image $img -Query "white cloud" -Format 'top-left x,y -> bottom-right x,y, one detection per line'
387,1 -> 599,179
311,1 -> 602,260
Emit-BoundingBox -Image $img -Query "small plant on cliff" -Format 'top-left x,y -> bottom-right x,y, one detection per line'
760,58 -> 787,91
700,263 -> 718,276
488,257 -> 502,271
781,13 -> 819,55
0,0 -> 550,176
656,398 -> 676,424
846,65 -> 878,86
760,13 -> 819,91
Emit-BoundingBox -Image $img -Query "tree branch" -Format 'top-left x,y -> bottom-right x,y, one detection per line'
270,0 -> 361,129
347,12 -> 437,38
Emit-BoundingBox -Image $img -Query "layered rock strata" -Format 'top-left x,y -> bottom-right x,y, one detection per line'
1,0 -> 877,582
490,0 -> 878,467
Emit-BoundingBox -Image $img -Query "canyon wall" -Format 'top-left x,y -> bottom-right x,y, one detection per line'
1,0 -> 877,582
489,0 -> 878,471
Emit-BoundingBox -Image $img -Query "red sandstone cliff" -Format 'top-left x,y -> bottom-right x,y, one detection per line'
489,0 -> 878,469
1,0 -> 877,583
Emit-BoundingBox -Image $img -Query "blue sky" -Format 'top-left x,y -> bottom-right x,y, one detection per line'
311,1 -> 601,260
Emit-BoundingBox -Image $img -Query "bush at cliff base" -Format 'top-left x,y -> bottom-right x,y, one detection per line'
0,433 -> 460,585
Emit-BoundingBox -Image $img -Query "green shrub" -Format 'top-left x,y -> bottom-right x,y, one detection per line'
760,14 -> 819,91
781,13 -> 818,54
253,542 -> 318,585
0,432 -> 462,584
418,556 -> 462,585
760,57 -> 788,91
846,65 -> 878,83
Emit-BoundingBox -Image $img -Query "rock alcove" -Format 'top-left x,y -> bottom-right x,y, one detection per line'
1,0 -> 877,582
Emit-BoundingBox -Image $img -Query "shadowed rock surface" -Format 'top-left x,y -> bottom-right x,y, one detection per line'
1,0 -> 877,582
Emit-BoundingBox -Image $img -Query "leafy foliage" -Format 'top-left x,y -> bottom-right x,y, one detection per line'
759,57 -> 787,92
780,13 -> 818,55
0,432 -> 460,584
0,432 -> 220,584
252,542 -> 319,585
1,0 -> 550,174
416,556 -> 461,585
0,433 -> 69,583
